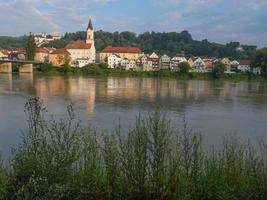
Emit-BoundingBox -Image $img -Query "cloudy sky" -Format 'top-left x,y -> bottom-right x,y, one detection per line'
0,0 -> 266,47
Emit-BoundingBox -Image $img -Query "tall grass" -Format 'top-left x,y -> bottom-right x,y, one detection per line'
0,98 -> 266,200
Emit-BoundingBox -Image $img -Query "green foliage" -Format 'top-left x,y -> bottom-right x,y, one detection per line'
25,33 -> 36,61
252,49 -> 267,74
179,61 -> 191,74
213,62 -> 227,78
0,36 -> 27,49
0,98 -> 266,200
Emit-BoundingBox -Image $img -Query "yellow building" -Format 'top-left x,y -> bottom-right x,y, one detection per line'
35,48 -> 49,62
100,46 -> 142,62
49,48 -> 71,67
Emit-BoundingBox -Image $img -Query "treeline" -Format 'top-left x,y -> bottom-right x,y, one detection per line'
0,36 -> 27,49
0,30 -> 258,59
0,98 -> 266,200
45,30 -> 257,59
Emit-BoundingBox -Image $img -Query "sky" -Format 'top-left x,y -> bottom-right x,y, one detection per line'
0,0 -> 267,47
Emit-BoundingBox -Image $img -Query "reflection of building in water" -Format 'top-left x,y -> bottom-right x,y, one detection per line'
35,76 -> 96,118
35,76 -> 67,100
0,74 -> 13,92
105,77 -> 158,102
67,77 -> 96,117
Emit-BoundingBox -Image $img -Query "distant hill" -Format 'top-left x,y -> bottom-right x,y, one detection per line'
0,30 -> 257,59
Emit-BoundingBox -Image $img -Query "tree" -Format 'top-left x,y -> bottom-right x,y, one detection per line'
179,62 -> 191,74
212,62 -> 226,78
252,49 -> 267,75
26,33 -> 36,60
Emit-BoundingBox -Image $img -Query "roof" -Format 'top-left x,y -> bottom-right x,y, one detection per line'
101,46 -> 142,54
50,48 -> 70,55
65,40 -> 92,49
239,60 -> 251,65
36,48 -> 49,53
87,18 -> 93,30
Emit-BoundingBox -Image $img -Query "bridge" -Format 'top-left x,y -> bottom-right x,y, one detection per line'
0,59 -> 43,73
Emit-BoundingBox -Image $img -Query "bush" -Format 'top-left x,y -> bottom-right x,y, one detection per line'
179,61 -> 191,74
0,98 -> 265,200
212,62 -> 226,78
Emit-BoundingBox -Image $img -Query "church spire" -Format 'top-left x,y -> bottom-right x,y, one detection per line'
87,18 -> 93,30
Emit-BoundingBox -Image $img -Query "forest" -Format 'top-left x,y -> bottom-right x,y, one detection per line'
0,30 -> 258,59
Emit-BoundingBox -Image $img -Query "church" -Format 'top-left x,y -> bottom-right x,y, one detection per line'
65,19 -> 96,67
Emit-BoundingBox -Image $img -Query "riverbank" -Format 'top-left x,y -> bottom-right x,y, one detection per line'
36,63 -> 266,81
0,98 -> 266,200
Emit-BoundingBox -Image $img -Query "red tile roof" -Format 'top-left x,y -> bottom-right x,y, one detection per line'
101,46 -> 142,54
36,48 -> 49,53
65,40 -> 92,49
50,48 -> 70,55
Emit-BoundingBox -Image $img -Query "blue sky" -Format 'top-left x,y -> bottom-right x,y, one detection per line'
0,0 -> 266,47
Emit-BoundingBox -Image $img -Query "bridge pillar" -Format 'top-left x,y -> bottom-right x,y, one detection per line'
0,62 -> 12,73
19,64 -> 33,73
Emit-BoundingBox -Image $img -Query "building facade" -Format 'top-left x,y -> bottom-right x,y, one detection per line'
100,46 -> 142,62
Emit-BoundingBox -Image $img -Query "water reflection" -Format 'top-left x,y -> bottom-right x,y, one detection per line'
0,74 -> 267,156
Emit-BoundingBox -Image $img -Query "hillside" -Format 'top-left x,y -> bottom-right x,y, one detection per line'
0,30 -> 257,59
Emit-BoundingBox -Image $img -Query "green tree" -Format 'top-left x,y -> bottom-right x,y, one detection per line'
26,33 -> 36,60
212,62 -> 226,78
252,49 -> 267,74
179,61 -> 191,74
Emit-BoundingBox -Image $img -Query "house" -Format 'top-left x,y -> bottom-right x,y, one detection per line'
34,33 -> 62,47
0,49 -> 9,60
143,60 -> 153,71
193,57 -> 206,72
100,46 -> 142,62
238,60 -> 251,73
35,48 -> 49,63
65,18 -> 96,67
49,48 -> 71,67
160,54 -> 170,70
147,52 -> 160,71
108,54 -> 121,68
126,60 -> 137,70
230,60 -> 239,72
221,58 -> 231,73
203,58 -> 213,72
170,56 -> 187,71
187,58 -> 194,68
120,58 -> 129,69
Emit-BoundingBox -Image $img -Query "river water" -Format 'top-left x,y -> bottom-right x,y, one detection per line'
0,74 -> 267,156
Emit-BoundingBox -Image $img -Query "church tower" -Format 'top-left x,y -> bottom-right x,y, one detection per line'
86,18 -> 94,44
86,18 -> 96,63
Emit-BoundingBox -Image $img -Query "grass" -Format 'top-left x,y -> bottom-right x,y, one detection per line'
0,98 -> 266,200
36,63 -> 267,81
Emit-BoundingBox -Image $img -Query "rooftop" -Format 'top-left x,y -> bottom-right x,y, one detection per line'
101,46 -> 142,54
65,40 -> 92,49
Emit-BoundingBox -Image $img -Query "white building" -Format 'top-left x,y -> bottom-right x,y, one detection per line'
34,33 -> 62,47
170,56 -> 187,71
108,54 -> 121,68
66,18 -> 96,67
193,57 -> 206,73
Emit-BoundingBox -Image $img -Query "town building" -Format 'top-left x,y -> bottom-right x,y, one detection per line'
221,58 -> 231,73
34,33 -> 62,47
203,58 -> 213,72
49,48 -> 71,67
0,49 -> 9,60
35,48 -> 49,63
147,52 -> 160,71
193,57 -> 206,72
108,54 -> 121,68
160,54 -> 171,70
170,56 -> 187,71
100,46 -> 142,62
237,60 -> 251,72
65,19 -> 96,67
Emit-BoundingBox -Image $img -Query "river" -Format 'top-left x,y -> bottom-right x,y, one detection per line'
0,74 -> 267,156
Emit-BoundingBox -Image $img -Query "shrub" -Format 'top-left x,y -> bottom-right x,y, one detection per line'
213,62 -> 226,78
